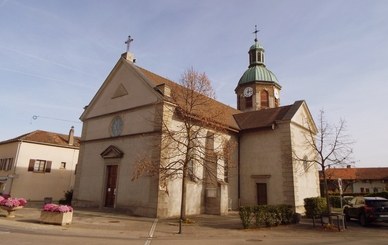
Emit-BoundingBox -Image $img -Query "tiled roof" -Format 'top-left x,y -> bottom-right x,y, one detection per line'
322,168 -> 388,180
0,130 -> 80,148
136,66 -> 241,131
233,101 -> 304,130
233,105 -> 291,130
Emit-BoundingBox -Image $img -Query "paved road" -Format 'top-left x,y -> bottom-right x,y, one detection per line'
1,207 -> 388,245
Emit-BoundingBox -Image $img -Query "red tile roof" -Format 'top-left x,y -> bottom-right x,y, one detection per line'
322,168 -> 388,180
136,66 -> 241,131
136,65 -> 305,133
0,130 -> 80,148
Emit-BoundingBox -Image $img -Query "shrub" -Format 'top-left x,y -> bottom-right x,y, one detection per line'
304,197 -> 327,218
239,206 -> 254,229
240,204 -> 294,229
277,204 -> 294,224
329,196 -> 342,208
59,189 -> 73,205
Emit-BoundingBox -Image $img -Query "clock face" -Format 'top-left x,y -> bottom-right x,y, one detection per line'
243,87 -> 253,97
111,116 -> 123,137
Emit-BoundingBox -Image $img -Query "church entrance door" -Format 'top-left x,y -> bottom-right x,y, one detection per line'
256,183 -> 267,205
104,165 -> 118,207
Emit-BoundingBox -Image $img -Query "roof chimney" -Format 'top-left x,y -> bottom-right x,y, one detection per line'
346,165 -> 351,168
68,126 -> 74,145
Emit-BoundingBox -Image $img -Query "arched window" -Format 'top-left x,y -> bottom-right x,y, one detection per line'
245,96 -> 252,108
260,90 -> 269,108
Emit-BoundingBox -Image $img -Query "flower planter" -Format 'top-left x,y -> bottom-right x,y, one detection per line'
40,211 -> 73,225
0,205 -> 23,218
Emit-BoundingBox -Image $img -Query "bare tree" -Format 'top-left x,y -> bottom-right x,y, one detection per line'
133,68 -> 235,233
294,110 -> 353,223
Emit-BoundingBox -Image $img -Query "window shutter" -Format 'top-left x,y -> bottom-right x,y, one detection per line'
28,159 -> 35,172
45,161 -> 52,173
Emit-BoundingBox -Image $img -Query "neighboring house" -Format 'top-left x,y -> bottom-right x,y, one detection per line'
73,37 -> 320,217
321,167 -> 388,194
0,127 -> 80,201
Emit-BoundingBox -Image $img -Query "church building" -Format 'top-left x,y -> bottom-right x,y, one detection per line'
73,36 -> 320,217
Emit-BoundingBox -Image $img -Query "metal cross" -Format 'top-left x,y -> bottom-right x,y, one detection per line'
253,25 -> 259,42
125,35 -> 134,52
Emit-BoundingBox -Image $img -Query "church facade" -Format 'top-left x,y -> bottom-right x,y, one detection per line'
72,38 -> 320,217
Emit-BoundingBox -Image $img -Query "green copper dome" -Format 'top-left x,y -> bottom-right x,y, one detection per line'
238,65 -> 279,85
250,42 -> 264,51
237,39 -> 280,86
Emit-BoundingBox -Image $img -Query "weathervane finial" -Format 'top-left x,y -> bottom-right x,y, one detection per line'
125,35 -> 134,52
253,25 -> 259,43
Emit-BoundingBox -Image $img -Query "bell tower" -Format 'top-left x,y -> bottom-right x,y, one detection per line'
235,27 -> 281,112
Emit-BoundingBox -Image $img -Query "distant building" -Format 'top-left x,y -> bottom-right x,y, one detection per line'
321,167 -> 388,194
73,37 -> 320,217
0,128 -> 79,201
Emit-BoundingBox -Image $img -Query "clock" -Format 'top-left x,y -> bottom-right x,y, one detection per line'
243,87 -> 253,97
111,116 -> 123,137
274,88 -> 280,99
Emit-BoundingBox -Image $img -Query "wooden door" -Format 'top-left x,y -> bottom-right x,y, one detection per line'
256,183 -> 268,205
104,165 -> 118,207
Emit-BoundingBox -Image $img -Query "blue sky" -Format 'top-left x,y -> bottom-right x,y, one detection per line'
1,0 -> 387,167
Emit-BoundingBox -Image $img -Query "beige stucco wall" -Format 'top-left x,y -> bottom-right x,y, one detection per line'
353,181 -> 387,193
239,123 -> 293,207
290,105 -> 321,213
239,103 -> 320,213
84,60 -> 159,120
73,58 -> 163,217
74,134 -> 160,217
157,109 -> 234,217
10,142 -> 78,201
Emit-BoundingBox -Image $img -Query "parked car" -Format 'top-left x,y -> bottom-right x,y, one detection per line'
343,196 -> 388,226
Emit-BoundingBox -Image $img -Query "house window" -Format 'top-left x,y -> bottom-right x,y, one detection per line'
360,187 -> 364,193
28,159 -> 52,173
0,158 -> 13,171
260,90 -> 269,108
60,162 -> 66,169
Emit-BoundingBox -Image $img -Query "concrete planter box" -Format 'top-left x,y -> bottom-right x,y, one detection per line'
40,211 -> 73,225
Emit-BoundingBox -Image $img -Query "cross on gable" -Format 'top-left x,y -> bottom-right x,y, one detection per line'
125,35 -> 134,52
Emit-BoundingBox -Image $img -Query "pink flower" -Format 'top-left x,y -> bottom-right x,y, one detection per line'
0,197 -> 27,208
42,203 -> 73,213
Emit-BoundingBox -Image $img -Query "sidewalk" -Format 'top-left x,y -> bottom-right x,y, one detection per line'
1,205 -> 388,242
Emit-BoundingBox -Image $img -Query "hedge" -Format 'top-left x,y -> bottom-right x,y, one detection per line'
239,204 -> 295,229
304,197 -> 327,218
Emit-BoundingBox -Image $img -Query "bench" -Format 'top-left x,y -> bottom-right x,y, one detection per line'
312,213 -> 347,231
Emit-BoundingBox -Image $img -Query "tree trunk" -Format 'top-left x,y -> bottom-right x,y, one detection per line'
322,169 -> 333,224
179,164 -> 187,234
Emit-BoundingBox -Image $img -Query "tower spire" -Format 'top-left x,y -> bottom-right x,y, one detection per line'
253,25 -> 259,43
